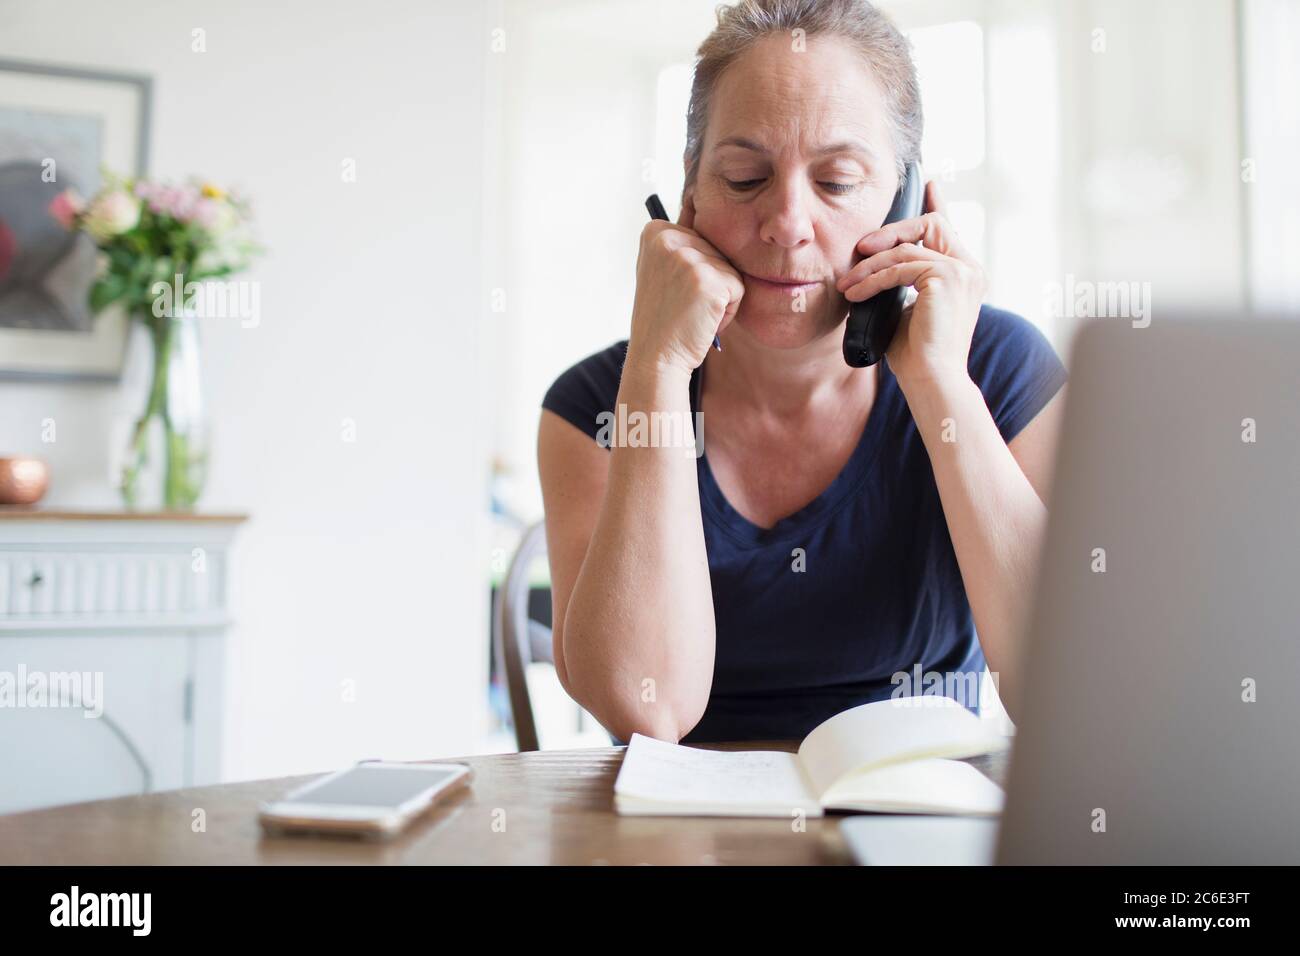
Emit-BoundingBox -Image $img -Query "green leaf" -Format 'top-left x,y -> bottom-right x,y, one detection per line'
89,275 -> 126,313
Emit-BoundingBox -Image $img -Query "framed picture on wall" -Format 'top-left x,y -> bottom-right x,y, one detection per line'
0,58 -> 151,382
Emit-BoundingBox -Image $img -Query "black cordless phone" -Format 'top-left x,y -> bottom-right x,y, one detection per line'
842,161 -> 925,368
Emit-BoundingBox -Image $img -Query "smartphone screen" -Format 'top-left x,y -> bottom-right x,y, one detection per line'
293,766 -> 462,808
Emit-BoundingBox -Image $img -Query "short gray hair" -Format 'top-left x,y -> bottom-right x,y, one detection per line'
683,0 -> 922,193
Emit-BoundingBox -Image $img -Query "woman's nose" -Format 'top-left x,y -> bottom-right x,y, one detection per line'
758,181 -> 816,249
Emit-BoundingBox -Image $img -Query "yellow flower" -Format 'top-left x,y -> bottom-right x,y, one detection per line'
200,183 -> 226,200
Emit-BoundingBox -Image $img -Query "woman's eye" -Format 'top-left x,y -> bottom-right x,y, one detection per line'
723,177 -> 858,194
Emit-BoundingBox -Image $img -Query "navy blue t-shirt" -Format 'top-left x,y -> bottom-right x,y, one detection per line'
542,305 -> 1067,743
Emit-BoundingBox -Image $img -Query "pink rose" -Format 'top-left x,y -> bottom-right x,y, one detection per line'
48,189 -> 85,229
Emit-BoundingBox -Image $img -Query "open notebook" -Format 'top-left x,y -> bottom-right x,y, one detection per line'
614,697 -> 1008,818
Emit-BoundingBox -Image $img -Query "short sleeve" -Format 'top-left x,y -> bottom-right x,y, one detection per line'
541,340 -> 629,446
966,305 -> 1068,443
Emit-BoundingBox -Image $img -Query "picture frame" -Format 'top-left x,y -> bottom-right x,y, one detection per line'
0,58 -> 152,382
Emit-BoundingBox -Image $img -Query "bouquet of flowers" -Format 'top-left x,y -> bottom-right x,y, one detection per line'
50,174 -> 259,318
49,174 -> 262,509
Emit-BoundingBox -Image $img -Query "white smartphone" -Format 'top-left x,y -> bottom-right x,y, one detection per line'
258,761 -> 472,838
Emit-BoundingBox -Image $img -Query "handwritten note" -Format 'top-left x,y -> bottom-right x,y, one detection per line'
614,734 -> 822,816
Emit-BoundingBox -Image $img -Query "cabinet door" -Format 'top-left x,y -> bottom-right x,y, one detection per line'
0,635 -> 190,814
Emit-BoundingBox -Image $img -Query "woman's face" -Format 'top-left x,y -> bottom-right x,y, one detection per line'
690,33 -> 901,351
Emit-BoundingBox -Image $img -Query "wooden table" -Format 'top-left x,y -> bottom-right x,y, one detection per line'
0,742 -> 1008,865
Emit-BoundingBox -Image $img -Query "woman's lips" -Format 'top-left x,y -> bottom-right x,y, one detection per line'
741,272 -> 824,293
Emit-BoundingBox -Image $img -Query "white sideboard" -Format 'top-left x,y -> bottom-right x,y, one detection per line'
0,510 -> 245,814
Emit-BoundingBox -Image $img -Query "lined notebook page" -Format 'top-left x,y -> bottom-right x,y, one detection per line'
614,734 -> 821,814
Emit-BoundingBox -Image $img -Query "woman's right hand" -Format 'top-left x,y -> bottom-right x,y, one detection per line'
627,195 -> 745,375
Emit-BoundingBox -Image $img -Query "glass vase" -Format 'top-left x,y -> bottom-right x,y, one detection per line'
119,310 -> 209,511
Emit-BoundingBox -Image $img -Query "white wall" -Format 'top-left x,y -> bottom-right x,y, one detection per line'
487,0 -> 719,523
0,0 -> 493,779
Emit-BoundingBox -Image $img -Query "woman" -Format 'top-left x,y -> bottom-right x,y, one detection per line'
538,0 -> 1067,744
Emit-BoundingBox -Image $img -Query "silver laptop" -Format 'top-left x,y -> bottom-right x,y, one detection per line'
846,315 -> 1300,865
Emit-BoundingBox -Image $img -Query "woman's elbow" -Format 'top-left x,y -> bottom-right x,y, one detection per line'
561,652 -> 703,744
557,607 -> 709,742
600,701 -> 698,745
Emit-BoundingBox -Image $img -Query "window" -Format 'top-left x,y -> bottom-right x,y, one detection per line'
909,20 -> 987,265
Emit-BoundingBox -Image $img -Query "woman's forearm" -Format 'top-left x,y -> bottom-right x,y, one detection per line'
561,358 -> 716,742
897,370 -> 1048,708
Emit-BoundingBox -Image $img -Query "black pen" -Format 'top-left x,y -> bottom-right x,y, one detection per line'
645,193 -> 723,353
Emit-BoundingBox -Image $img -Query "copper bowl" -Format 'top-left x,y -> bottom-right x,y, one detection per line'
0,456 -> 50,505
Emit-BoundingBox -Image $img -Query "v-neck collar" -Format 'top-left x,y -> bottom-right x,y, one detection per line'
690,358 -> 898,548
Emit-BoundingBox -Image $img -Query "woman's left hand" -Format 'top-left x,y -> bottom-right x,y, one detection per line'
834,180 -> 987,389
